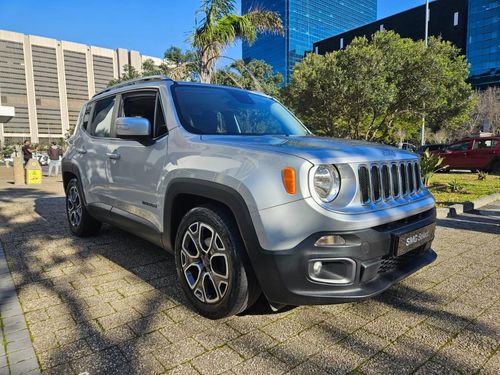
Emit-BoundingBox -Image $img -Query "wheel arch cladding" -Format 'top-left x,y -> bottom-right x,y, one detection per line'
163,178 -> 263,267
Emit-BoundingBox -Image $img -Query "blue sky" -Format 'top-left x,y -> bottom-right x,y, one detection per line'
0,0 -> 425,62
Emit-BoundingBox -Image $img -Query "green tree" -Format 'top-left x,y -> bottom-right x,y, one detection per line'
192,0 -> 283,83
283,31 -> 474,143
108,64 -> 141,86
213,59 -> 283,96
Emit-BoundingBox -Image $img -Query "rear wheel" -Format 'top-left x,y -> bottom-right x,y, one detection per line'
65,178 -> 101,236
174,205 -> 259,319
491,160 -> 500,175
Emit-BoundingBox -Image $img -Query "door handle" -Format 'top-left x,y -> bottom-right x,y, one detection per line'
76,147 -> 87,154
106,152 -> 121,160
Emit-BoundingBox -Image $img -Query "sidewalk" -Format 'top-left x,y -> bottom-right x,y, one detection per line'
0,173 -> 498,374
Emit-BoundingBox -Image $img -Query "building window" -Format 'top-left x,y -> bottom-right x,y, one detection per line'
379,24 -> 384,31
315,46 -> 319,54
340,38 -> 344,49
453,12 -> 459,26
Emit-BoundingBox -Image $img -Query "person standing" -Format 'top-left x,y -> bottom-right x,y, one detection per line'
21,140 -> 35,165
47,142 -> 62,176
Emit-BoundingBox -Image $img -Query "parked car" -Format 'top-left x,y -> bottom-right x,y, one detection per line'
436,136 -> 500,172
399,142 -> 417,153
417,144 -> 447,155
62,76 -> 437,318
33,151 -> 49,166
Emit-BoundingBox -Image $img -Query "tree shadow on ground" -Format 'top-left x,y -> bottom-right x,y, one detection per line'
0,195 -> 497,374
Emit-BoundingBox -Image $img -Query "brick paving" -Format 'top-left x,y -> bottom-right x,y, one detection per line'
0,173 -> 498,374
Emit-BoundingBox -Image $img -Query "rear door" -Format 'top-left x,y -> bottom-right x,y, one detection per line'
467,138 -> 499,169
77,95 -> 118,205
441,140 -> 471,169
106,89 -> 169,231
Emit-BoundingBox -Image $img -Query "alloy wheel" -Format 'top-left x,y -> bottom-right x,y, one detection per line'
180,222 -> 229,304
67,185 -> 82,227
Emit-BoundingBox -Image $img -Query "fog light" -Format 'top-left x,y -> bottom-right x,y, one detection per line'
312,261 -> 322,276
314,235 -> 346,247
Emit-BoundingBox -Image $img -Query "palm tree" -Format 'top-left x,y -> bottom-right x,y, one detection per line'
192,0 -> 283,83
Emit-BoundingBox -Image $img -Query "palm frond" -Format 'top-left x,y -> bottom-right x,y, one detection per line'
216,14 -> 256,44
244,10 -> 284,36
198,0 -> 235,26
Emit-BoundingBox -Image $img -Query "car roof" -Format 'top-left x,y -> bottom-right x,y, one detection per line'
90,75 -> 271,102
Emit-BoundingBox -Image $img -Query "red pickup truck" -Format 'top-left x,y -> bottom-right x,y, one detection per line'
435,136 -> 500,173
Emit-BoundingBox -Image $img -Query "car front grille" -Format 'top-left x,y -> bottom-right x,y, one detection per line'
359,161 -> 422,205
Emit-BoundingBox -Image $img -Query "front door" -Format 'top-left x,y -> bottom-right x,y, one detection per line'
106,89 -> 169,231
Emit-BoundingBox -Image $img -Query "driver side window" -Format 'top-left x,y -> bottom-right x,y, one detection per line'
120,91 -> 168,139
448,141 -> 469,152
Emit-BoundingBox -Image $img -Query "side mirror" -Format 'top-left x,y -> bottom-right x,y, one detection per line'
115,117 -> 151,138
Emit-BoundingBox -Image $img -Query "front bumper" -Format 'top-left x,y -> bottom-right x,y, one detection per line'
251,208 -> 437,306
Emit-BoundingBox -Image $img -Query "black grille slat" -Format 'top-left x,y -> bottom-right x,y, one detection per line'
371,165 -> 381,201
414,163 -> 421,189
391,164 -> 399,197
359,166 -> 370,203
381,165 -> 390,199
408,162 -> 415,192
401,164 -> 408,195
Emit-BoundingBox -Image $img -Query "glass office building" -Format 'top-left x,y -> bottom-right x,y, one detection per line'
467,0 -> 500,87
242,0 -> 377,83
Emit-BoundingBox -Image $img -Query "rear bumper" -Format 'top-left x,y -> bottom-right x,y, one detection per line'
250,208 -> 437,305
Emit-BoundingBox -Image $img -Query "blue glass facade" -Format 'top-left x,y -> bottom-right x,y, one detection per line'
242,0 -> 377,82
467,0 -> 500,86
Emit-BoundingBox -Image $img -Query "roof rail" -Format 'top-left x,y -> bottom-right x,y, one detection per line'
92,75 -> 172,98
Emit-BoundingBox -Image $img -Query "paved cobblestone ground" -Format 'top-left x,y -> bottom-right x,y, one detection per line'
0,176 -> 498,374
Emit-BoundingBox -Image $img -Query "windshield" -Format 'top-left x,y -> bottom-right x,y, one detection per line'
171,84 -> 310,136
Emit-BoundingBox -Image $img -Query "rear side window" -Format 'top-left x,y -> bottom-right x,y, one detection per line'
473,139 -> 498,149
82,105 -> 92,131
91,96 -> 116,138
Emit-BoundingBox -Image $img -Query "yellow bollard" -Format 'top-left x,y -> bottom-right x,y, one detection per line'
25,158 -> 42,185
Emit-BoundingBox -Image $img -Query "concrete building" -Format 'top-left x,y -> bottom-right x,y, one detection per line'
0,29 -> 162,144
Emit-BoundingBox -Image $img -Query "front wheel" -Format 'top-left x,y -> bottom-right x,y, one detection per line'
174,205 -> 260,319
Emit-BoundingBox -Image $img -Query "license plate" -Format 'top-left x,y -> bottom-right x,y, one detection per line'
395,223 -> 435,256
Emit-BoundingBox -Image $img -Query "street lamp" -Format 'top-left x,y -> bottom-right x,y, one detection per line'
421,0 -> 430,146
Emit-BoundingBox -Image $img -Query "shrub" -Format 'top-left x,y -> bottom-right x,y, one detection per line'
477,171 -> 487,181
420,150 -> 447,186
448,179 -> 464,193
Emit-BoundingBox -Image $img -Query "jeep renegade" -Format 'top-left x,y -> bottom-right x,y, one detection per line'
62,76 -> 437,319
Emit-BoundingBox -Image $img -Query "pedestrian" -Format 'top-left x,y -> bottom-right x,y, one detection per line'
47,142 -> 62,176
21,140 -> 35,165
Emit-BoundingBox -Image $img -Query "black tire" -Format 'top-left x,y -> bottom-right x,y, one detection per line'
174,205 -> 260,319
491,160 -> 500,175
65,178 -> 101,236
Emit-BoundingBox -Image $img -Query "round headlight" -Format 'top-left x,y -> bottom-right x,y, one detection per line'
313,164 -> 340,202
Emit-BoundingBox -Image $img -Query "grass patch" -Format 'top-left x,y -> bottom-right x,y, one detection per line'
427,172 -> 500,207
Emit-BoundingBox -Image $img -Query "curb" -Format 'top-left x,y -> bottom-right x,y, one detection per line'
436,192 -> 500,219
0,241 -> 41,375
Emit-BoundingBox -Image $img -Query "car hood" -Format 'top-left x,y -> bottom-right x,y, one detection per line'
200,135 -> 417,164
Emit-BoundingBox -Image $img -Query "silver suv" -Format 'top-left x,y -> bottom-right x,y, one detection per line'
63,76 -> 437,319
